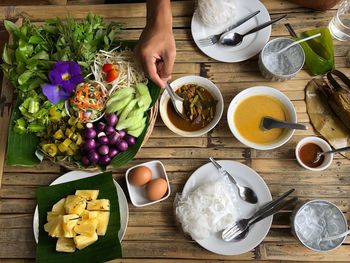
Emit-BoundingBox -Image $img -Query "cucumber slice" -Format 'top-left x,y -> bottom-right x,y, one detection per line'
110,87 -> 135,101
119,99 -> 138,121
128,116 -> 146,131
128,122 -> 146,138
136,83 -> 152,109
106,94 -> 133,113
116,114 -> 144,131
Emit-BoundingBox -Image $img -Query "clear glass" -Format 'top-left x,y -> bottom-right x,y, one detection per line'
329,0 -> 350,41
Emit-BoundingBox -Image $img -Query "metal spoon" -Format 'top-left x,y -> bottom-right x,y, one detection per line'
322,229 -> 350,242
313,145 -> 350,164
261,116 -> 307,131
209,157 -> 258,204
165,83 -> 188,120
221,14 -> 287,46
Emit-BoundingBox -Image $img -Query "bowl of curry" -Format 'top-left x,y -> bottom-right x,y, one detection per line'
227,86 -> 297,150
160,76 -> 223,137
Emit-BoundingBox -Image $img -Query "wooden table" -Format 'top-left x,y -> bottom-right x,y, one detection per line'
1,1 -> 350,262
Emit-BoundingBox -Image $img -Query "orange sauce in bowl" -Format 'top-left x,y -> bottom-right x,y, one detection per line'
233,95 -> 289,144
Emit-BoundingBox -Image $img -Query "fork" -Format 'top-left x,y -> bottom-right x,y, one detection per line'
222,189 -> 295,242
197,10 -> 260,47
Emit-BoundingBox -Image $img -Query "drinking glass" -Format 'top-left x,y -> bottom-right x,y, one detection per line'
329,0 -> 350,41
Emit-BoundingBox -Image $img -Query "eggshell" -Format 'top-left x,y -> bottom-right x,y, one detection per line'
145,178 -> 168,201
129,166 -> 152,186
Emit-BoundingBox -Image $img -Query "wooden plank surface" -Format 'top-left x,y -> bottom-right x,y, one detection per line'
1,0 -> 350,262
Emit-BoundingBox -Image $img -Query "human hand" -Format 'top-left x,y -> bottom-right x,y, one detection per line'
135,1 -> 176,89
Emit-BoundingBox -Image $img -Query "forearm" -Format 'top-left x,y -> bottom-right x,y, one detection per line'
146,0 -> 173,29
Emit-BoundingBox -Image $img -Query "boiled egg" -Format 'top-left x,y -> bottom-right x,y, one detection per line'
145,178 -> 168,201
129,166 -> 152,186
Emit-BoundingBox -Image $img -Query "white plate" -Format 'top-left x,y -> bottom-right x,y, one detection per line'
33,171 -> 129,243
191,0 -> 271,62
182,160 -> 272,255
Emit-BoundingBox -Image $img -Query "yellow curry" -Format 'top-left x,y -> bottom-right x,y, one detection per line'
234,95 -> 289,144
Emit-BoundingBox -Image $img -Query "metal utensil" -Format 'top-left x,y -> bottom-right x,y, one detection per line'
277,33 -> 321,54
165,83 -> 188,120
221,14 -> 287,46
261,116 -> 307,131
322,229 -> 350,242
209,157 -> 258,204
230,196 -> 298,241
313,145 -> 350,164
198,10 -> 260,47
222,189 -> 296,242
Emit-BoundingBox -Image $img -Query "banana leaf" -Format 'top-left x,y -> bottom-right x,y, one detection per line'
36,172 -> 121,263
6,100 -> 40,165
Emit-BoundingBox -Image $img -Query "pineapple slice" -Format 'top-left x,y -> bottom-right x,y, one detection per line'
62,214 -> 79,238
48,215 -> 64,238
81,210 -> 99,220
96,211 -> 110,236
52,198 -> 66,214
74,218 -> 98,236
87,199 -> 110,211
56,237 -> 76,253
47,211 -> 60,222
64,195 -> 86,215
74,232 -> 98,250
75,190 -> 99,201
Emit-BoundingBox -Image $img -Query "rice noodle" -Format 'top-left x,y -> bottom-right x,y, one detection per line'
92,47 -> 147,95
176,179 -> 237,240
197,0 -> 236,28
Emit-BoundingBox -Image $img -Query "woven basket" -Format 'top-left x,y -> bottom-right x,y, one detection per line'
47,101 -> 159,171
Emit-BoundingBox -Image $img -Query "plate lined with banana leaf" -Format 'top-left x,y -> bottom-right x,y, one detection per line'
34,171 -> 127,263
2,15 -> 160,171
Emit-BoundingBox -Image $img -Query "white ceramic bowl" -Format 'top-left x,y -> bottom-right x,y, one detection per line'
125,160 -> 171,207
227,86 -> 297,150
160,76 -> 224,137
295,136 -> 333,171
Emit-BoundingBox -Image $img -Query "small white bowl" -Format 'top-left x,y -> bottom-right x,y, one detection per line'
125,160 -> 171,207
295,137 -> 333,171
159,76 -> 224,137
227,86 -> 297,150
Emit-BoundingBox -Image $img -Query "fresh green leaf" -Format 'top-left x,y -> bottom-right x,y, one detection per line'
2,43 -> 12,65
28,35 -> 43,44
4,20 -> 17,34
30,50 -> 50,60
18,70 -> 33,85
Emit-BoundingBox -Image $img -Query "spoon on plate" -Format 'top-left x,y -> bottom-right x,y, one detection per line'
261,116 -> 307,131
312,145 -> 350,164
220,14 -> 287,46
165,83 -> 188,120
209,157 -> 258,204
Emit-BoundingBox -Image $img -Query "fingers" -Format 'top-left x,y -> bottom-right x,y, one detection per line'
159,48 -> 176,80
144,55 -> 166,89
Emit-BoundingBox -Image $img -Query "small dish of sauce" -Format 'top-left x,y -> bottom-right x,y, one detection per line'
298,143 -> 324,168
295,137 -> 333,171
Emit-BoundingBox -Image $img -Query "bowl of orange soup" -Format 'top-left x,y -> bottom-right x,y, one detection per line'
227,86 -> 297,150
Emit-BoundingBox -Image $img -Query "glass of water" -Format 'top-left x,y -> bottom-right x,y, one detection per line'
329,0 -> 350,41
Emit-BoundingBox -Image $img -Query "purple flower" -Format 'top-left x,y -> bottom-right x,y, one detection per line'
43,61 -> 84,104
42,84 -> 72,104
49,61 -> 84,93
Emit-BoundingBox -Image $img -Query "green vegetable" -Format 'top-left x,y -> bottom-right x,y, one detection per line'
1,14 -> 123,135
14,118 -> 27,134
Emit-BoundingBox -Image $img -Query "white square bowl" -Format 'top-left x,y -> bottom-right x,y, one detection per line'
125,160 -> 171,207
